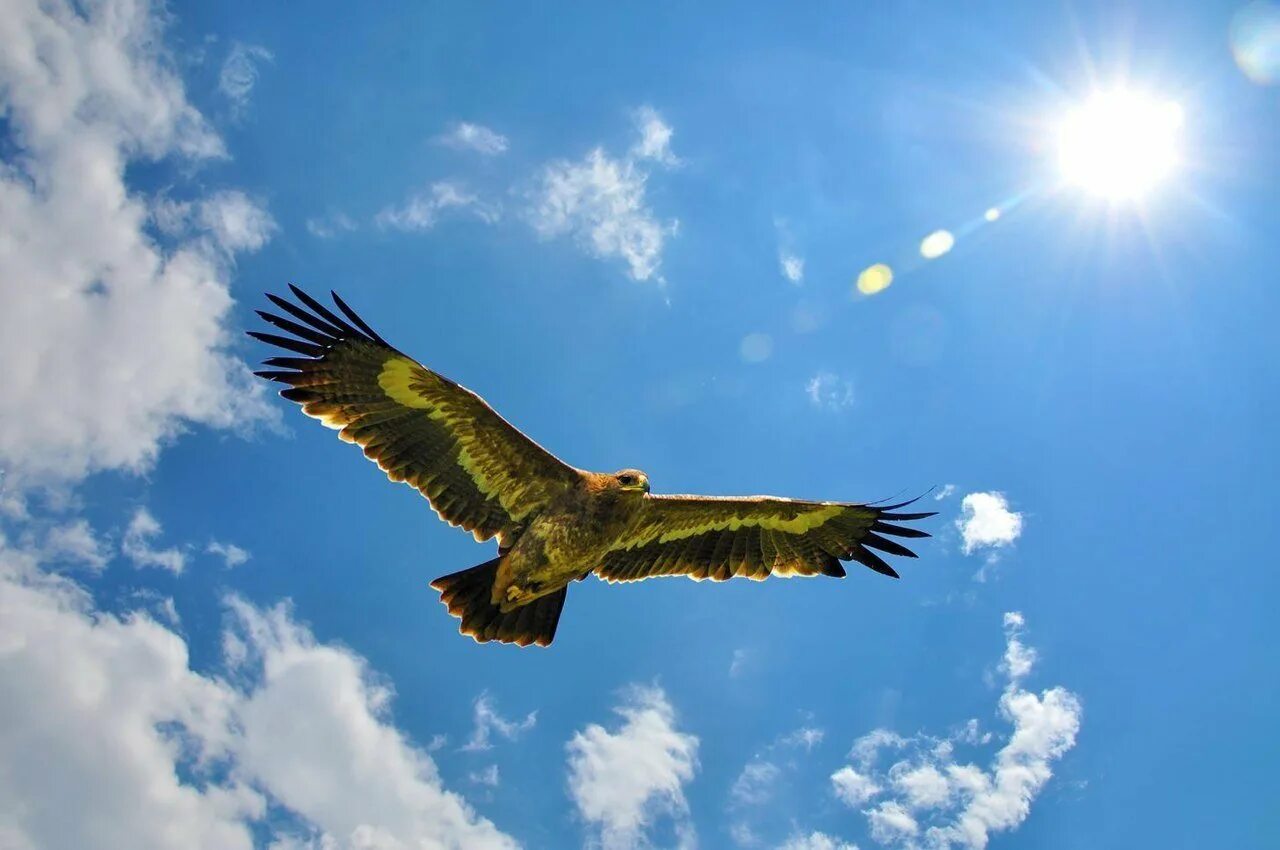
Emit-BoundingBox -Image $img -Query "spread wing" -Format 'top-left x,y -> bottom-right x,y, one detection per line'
250,286 -> 581,547
596,494 -> 933,583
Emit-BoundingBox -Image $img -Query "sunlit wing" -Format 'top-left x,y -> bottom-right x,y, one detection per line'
250,286 -> 581,546
596,494 -> 933,583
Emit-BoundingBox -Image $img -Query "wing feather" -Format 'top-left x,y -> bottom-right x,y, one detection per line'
596,494 -> 933,584
251,288 -> 581,542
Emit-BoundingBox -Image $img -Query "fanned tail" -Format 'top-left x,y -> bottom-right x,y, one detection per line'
429,558 -> 567,647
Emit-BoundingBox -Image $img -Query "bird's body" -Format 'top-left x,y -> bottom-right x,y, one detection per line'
495,471 -> 646,610
251,287 -> 934,647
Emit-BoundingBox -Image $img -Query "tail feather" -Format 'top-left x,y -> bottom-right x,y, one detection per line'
430,558 -> 567,647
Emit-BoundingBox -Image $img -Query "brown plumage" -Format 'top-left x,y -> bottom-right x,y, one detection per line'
250,286 -> 935,647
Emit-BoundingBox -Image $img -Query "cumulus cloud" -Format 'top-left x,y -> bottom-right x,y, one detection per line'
437,121 -> 510,155
0,536 -> 260,849
227,598 -> 519,850
832,766 -> 881,806
207,540 -> 250,568
955,492 -> 1023,555
218,42 -> 273,114
528,109 -> 679,282
0,0 -> 275,489
0,546 -> 520,850
121,507 -> 187,574
806,372 -> 855,410
829,613 -> 1081,849
376,181 -> 501,231
566,685 -> 699,849
460,691 -> 537,752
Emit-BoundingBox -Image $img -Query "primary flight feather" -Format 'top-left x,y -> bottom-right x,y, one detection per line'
250,286 -> 935,647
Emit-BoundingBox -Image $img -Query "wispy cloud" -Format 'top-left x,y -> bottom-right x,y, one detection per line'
630,105 -> 679,166
528,108 -> 679,282
306,210 -> 359,239
778,831 -> 860,850
730,760 -> 781,806
121,508 -> 187,574
207,540 -> 250,568
780,251 -> 805,284
460,692 -> 537,752
567,685 -> 699,850
376,181 -> 501,231
806,372 -> 855,410
218,42 -> 273,115
41,519 -> 109,571
829,612 -> 1082,849
437,121 -> 509,155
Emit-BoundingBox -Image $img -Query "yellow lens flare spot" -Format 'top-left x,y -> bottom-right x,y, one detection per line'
919,229 -> 955,260
856,263 -> 894,295
1057,90 -> 1184,200
984,207 -> 1001,222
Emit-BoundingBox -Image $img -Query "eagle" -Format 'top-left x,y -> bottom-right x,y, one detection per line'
250,286 -> 935,647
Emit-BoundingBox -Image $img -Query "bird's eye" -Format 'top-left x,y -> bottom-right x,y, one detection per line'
620,475 -> 634,485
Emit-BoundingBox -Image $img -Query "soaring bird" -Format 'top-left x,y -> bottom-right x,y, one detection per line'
250,287 -> 935,647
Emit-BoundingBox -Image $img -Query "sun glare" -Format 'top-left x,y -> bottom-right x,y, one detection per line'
1056,90 -> 1184,200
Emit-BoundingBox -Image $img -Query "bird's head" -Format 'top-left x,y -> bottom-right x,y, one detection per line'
613,469 -> 651,494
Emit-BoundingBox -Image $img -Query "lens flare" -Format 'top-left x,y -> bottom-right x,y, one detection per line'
856,264 -> 894,295
919,230 -> 955,259
1231,2 -> 1280,84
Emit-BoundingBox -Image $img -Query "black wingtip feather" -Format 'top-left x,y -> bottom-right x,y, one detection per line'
861,532 -> 918,559
246,330 -> 325,358
849,545 -> 900,578
331,290 -> 386,344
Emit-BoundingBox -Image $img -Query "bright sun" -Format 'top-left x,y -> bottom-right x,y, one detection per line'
1056,90 -> 1184,200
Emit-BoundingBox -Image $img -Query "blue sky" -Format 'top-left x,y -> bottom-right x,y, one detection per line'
1,1 -> 1277,848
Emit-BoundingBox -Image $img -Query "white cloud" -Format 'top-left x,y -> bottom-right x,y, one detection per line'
122,507 -> 187,574
730,648 -> 749,677
376,181 -> 501,231
865,801 -> 919,843
207,540 -> 250,568
780,252 -> 805,284
469,765 -> 501,788
197,191 -> 277,253
566,685 -> 699,850
630,106 -> 679,165
460,691 -> 537,752
305,211 -> 358,239
528,110 -> 678,282
731,760 -> 781,806
891,763 -> 951,809
218,42 -> 273,114
829,613 -> 1082,849
780,726 -> 825,752
437,122 -> 509,155
0,0 -> 275,489
806,372 -> 855,410
228,598 -> 519,850
955,492 -> 1023,555
0,534 -> 261,850
831,766 -> 881,806
41,519 -> 109,570
934,485 -> 956,501
778,831 -> 860,850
